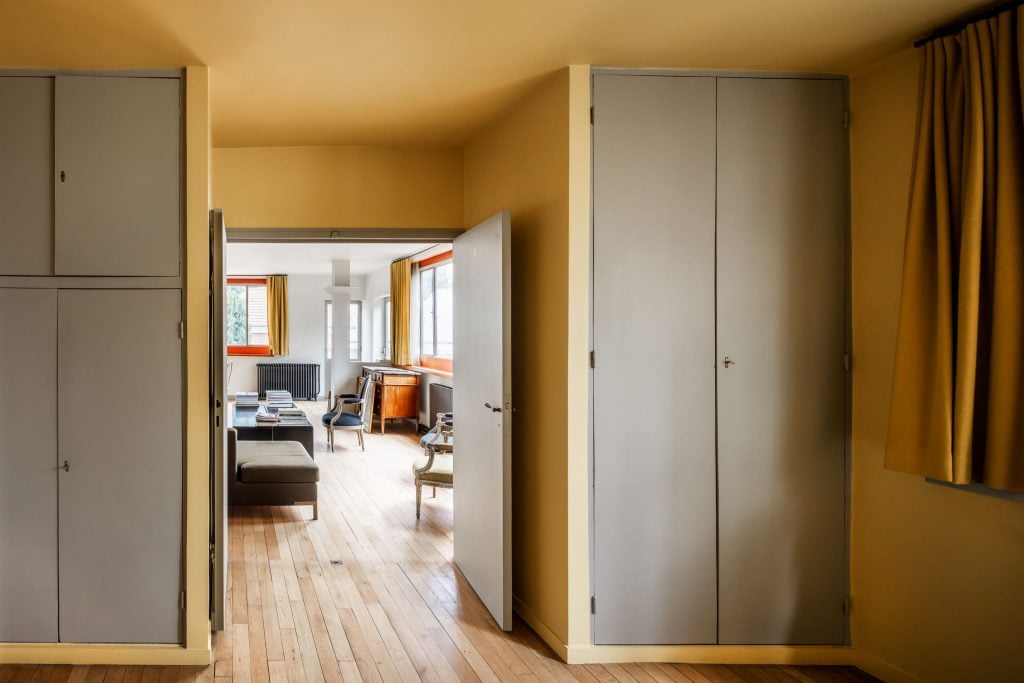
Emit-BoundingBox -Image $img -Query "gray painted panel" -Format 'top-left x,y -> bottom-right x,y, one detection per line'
716,78 -> 847,645
0,289 -> 58,642
592,75 -> 718,644
54,76 -> 180,276
58,289 -> 182,644
0,78 -> 53,275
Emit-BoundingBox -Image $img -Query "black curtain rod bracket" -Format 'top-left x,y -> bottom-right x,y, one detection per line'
914,0 -> 1023,47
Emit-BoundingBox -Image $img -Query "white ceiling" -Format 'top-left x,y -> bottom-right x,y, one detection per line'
226,242 -> 439,277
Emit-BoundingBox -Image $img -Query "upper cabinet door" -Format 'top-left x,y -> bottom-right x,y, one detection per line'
0,77 -> 53,275
54,76 -> 180,276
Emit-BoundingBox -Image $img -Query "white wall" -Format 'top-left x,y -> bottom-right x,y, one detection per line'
228,274 -> 331,397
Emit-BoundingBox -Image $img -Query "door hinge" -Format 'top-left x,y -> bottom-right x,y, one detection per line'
590,595 -> 596,614
590,106 -> 594,125
842,596 -> 851,615
842,110 -> 850,129
589,350 -> 595,369
178,321 -> 185,339
843,353 -> 851,372
180,590 -> 186,611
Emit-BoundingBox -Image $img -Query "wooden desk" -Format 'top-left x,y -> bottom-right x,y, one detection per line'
362,366 -> 420,434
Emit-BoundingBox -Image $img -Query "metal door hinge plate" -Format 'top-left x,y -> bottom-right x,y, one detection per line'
842,596 -> 851,615
178,321 -> 185,339
590,596 -> 596,614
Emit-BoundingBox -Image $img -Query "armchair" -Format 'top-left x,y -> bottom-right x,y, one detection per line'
322,376 -> 375,451
412,413 -> 454,518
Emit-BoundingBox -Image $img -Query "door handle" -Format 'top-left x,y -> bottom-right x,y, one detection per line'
484,402 -> 502,413
63,460 -> 70,472
723,356 -> 736,368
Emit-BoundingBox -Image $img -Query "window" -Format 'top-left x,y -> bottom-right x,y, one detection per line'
326,300 -> 362,361
227,278 -> 270,355
419,256 -> 453,370
349,301 -> 362,361
324,300 -> 332,361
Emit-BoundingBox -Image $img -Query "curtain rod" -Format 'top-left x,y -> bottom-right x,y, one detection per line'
914,0 -> 1022,47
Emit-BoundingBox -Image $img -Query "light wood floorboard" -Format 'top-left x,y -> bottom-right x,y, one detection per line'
9,402 -> 878,683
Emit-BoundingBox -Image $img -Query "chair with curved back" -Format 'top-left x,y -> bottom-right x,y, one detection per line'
412,413 -> 454,519
322,376 -> 375,451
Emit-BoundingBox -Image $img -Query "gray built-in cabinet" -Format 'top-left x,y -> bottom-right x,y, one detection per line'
0,73 -> 183,644
592,73 -> 848,646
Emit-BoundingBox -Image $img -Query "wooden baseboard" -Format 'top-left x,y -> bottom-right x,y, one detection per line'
0,644 -> 211,666
564,644 -> 857,666
850,649 -> 923,683
513,595 -> 569,661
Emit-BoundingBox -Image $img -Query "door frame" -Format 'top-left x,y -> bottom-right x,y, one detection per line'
209,223 -> 463,625
586,68 -> 853,647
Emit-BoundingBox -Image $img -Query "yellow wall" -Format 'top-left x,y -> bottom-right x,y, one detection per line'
212,146 -> 463,228
850,49 -> 1024,683
464,69 -> 571,645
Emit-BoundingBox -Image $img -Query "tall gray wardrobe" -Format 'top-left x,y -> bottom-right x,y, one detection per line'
591,73 -> 848,645
0,73 -> 183,644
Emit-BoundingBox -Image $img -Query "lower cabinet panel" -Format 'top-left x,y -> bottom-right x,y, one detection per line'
0,289 -> 58,642
57,289 -> 182,644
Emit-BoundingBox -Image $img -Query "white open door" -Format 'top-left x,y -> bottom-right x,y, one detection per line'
453,211 -> 512,630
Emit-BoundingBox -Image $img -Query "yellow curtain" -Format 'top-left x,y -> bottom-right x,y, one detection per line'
886,7 -> 1024,492
390,258 -> 412,365
267,275 -> 289,356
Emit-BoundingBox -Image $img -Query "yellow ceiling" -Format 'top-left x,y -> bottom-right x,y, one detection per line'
0,0 -> 984,147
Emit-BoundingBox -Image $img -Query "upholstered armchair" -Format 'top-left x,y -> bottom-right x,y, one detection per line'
413,413 -> 454,518
321,377 -> 375,451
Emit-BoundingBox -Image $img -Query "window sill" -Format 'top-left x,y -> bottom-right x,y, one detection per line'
403,365 -> 454,380
228,346 -> 272,357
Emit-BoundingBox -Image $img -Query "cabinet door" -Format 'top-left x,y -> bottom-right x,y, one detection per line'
716,78 -> 847,645
0,77 -> 53,275
58,289 -> 182,644
54,76 -> 180,276
0,289 -> 58,642
592,75 -> 719,644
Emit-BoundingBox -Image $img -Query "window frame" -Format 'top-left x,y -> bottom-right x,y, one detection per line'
226,276 -> 272,357
417,252 -> 454,372
349,300 -> 362,361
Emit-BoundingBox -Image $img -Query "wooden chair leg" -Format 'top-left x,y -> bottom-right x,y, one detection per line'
415,483 -> 422,519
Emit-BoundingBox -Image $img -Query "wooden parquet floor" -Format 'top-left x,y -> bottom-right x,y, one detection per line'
2,403 -> 877,683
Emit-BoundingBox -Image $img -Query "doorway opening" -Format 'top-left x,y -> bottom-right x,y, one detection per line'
209,215 -> 513,639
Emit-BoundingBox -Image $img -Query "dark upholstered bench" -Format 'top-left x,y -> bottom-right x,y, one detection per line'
227,429 -> 319,519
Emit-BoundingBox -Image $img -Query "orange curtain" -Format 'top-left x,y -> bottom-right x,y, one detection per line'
267,275 -> 289,356
886,7 -> 1024,492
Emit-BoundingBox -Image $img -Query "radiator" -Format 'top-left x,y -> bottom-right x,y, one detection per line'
257,363 -> 321,401
428,383 -> 454,428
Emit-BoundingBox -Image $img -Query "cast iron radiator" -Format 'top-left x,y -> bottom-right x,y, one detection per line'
257,363 -> 321,400
428,383 -> 454,428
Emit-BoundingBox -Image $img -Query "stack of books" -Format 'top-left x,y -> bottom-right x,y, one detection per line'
265,390 -> 293,408
276,406 -> 308,425
236,392 -> 259,407
254,406 -> 279,424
